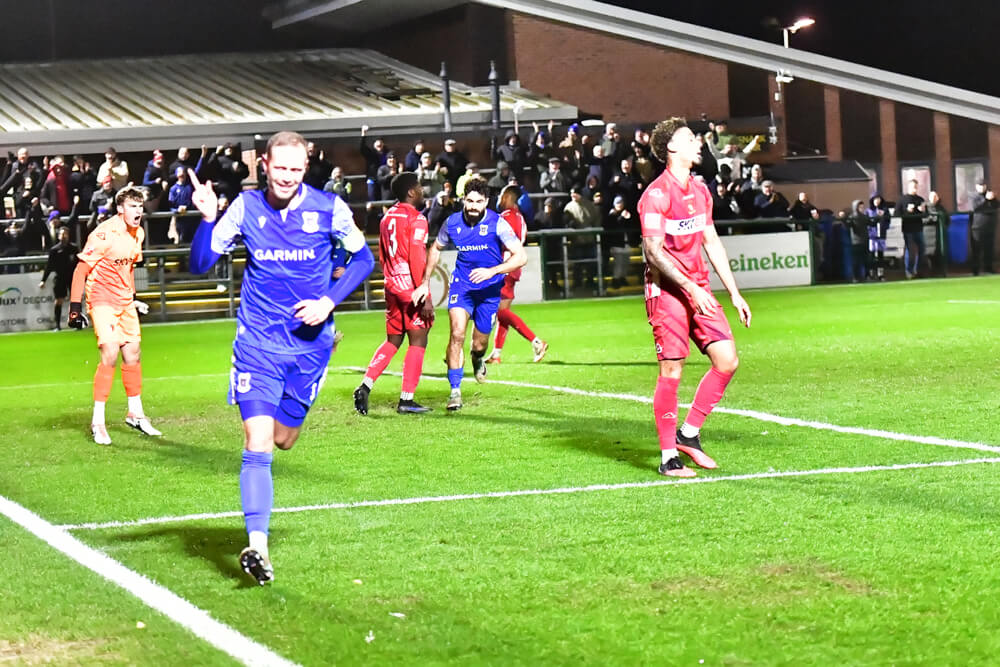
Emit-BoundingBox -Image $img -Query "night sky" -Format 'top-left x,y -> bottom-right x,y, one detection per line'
610,0 -> 1000,98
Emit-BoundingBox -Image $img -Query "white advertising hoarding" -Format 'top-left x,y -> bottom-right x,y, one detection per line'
0,272 -> 58,333
707,231 -> 812,290
427,246 -> 543,307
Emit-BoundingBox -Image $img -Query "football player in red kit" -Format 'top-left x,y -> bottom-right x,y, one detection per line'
637,117 -> 751,478
486,184 -> 548,364
354,172 -> 435,414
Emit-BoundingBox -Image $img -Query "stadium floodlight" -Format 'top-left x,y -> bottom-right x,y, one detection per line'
783,17 -> 815,48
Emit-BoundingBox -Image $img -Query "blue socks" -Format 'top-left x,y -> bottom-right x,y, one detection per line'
447,367 -> 464,390
240,450 -> 273,536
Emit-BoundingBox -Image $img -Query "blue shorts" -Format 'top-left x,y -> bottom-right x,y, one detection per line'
228,342 -> 331,428
448,280 -> 502,334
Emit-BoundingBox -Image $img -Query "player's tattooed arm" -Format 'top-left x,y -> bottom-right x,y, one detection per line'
642,235 -> 717,316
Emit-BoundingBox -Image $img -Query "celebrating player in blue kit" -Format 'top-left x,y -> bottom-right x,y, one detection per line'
188,131 -> 374,585
411,178 -> 526,410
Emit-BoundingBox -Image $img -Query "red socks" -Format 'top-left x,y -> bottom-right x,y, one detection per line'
653,376 -> 680,450
498,308 -> 535,342
401,346 -> 426,396
364,341 -> 399,385
686,368 -> 734,428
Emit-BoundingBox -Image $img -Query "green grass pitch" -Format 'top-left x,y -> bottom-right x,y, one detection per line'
2,276 -> 999,665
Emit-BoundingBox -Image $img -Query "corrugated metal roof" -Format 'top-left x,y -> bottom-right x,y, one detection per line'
0,48 -> 576,153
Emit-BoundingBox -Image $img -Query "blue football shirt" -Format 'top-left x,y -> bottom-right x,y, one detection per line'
436,209 -> 518,290
210,184 -> 367,354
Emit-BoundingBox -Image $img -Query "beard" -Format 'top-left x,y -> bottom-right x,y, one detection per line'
463,208 -> 484,225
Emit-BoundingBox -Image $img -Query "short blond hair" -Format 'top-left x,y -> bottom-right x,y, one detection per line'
265,131 -> 307,157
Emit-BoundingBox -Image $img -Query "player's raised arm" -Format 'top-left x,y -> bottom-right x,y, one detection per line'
701,224 -> 751,327
189,170 -> 244,275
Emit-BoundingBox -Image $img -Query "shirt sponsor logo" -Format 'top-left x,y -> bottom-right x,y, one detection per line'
253,248 -> 317,261
456,244 -> 491,252
414,228 -> 426,242
648,188 -> 665,198
664,213 -> 706,236
301,211 -> 320,233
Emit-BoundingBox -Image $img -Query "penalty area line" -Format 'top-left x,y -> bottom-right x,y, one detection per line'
0,495 -> 299,667
337,367 -> 1000,454
60,458 -> 1000,532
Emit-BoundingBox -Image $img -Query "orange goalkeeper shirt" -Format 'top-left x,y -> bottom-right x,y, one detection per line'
79,215 -> 144,309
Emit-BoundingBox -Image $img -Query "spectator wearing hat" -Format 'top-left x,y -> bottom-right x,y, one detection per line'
487,161 -> 511,201
455,162 -> 480,198
605,194 -> 638,287
563,186 -> 601,289
435,139 -> 468,188
540,156 -> 570,194
970,178 -> 998,275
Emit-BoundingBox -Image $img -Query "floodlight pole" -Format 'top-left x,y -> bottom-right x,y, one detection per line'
440,61 -> 453,133
489,60 -> 501,130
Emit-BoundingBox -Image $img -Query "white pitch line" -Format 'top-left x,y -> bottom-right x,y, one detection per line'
59,458 -> 1000,532
338,367 -> 1000,454
0,495 -> 298,667
948,299 -> 1000,304
0,373 -> 229,392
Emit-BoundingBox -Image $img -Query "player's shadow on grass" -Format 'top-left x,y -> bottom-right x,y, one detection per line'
107,524 -> 264,589
458,405 -> 657,472
536,360 -> 658,368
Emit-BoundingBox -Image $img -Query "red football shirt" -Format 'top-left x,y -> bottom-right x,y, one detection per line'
379,202 -> 429,298
637,168 -> 714,293
500,207 -> 527,281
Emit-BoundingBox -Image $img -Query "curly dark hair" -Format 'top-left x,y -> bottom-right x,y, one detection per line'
649,117 -> 688,163
463,176 -> 490,199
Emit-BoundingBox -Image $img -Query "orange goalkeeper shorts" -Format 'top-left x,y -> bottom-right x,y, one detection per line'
90,304 -> 141,348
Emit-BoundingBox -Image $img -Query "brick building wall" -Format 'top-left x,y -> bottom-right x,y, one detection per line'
506,13 -> 729,124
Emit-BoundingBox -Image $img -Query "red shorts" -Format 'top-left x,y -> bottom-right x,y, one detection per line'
500,274 -> 518,301
645,285 -> 733,360
385,290 -> 433,335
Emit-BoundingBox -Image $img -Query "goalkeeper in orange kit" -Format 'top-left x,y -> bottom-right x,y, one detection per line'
68,185 -> 161,445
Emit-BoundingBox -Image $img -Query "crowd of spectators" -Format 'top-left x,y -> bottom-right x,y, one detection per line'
3,119 -> 996,284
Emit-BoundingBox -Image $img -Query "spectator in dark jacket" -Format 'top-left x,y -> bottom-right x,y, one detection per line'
142,150 -> 169,206
210,144 -> 249,202
1,147 -> 41,198
376,152 -> 401,201
404,139 -> 425,173
754,181 -> 790,219
435,139 -> 468,188
168,147 -> 197,189
69,156 -> 97,210
491,130 -> 527,179
360,125 -> 389,200
304,142 -> 333,190
970,178 -> 998,275
897,179 -> 926,278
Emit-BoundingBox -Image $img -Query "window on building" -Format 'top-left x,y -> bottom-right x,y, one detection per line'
901,166 -> 932,199
954,163 -> 984,212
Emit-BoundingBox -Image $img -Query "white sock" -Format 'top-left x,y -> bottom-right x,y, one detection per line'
92,402 -> 105,425
249,530 -> 269,557
680,423 -> 700,438
532,337 -> 542,345
362,377 -> 374,390
490,347 -> 502,356
400,391 -> 414,401
661,448 -> 679,464
127,395 -> 144,417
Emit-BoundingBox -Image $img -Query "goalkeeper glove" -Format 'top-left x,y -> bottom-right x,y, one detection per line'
132,294 -> 149,316
67,302 -> 88,329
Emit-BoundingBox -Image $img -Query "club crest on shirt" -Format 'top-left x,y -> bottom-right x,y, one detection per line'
236,372 -> 251,393
479,224 -> 489,236
301,211 -> 320,234
257,215 -> 267,228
